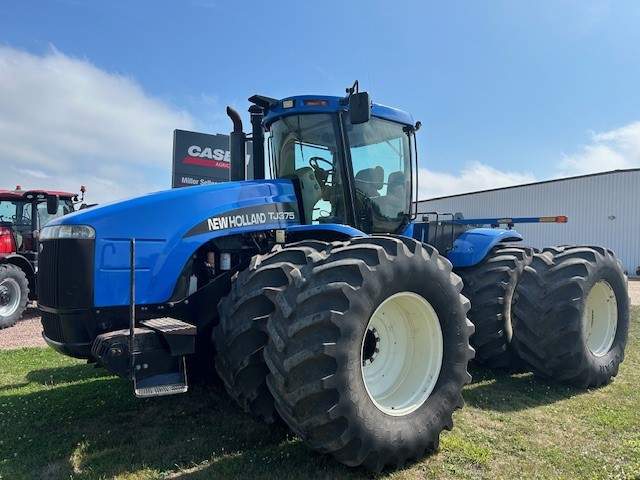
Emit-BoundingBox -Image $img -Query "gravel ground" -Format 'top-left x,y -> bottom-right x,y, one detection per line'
0,303 -> 47,349
2,280 -> 640,351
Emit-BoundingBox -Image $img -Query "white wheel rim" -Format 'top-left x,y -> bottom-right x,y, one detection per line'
583,280 -> 617,357
0,277 -> 21,317
361,292 -> 443,417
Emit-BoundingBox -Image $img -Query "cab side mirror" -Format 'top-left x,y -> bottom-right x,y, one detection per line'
46,195 -> 60,215
349,92 -> 371,124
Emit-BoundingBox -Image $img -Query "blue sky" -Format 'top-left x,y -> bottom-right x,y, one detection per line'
1,0 -> 639,203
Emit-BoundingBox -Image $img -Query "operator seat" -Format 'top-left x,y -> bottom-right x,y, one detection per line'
354,166 -> 384,197
353,167 -> 384,233
380,171 -> 407,217
371,171 -> 408,234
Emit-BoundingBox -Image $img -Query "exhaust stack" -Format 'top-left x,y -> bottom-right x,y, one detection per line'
249,105 -> 265,180
226,106 -> 246,181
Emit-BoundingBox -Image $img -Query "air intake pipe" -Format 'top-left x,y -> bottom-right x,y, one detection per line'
249,105 -> 265,180
226,106 -> 246,181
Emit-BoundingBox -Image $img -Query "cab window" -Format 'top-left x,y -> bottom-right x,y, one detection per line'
346,117 -> 412,233
269,114 -> 347,224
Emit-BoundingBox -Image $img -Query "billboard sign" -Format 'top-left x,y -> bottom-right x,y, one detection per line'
172,129 -> 249,188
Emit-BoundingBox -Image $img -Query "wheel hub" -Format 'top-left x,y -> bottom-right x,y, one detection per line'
0,285 -> 10,306
0,278 -> 20,316
362,328 -> 379,366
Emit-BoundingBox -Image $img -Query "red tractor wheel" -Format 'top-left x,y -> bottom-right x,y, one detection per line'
0,264 -> 29,329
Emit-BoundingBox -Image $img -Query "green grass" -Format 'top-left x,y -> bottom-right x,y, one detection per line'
1,307 -> 639,480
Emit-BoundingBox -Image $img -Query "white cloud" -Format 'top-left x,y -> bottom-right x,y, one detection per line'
557,121 -> 640,177
417,162 -> 536,200
16,168 -> 48,179
418,120 -> 640,201
0,46 -> 194,204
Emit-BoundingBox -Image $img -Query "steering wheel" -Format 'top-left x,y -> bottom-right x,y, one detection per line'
309,156 -> 333,171
309,157 -> 333,188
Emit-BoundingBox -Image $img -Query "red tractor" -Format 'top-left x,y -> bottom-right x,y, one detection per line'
0,186 -> 86,328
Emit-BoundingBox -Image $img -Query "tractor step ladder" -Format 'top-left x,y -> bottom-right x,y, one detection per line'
134,317 -> 195,398
141,317 -> 196,340
128,239 -> 193,398
133,359 -> 189,398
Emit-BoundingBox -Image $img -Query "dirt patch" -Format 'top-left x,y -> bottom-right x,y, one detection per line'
2,281 -> 639,351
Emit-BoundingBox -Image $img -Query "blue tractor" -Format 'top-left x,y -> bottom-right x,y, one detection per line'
37,83 -> 629,471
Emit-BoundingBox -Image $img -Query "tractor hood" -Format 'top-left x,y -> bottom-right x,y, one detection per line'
49,180 -> 300,237
43,180 -> 300,306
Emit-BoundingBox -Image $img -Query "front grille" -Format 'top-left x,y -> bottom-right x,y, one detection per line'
38,239 -> 95,308
38,240 -> 60,306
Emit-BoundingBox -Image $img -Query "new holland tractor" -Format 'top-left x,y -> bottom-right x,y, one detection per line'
37,84 -> 629,471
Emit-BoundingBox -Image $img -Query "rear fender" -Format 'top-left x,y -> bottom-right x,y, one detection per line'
446,228 -> 523,268
285,224 -> 366,242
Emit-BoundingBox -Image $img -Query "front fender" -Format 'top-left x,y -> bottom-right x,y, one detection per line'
446,228 -> 523,268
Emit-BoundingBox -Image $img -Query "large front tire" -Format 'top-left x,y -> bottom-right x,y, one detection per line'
512,246 -> 629,388
455,246 -> 533,368
0,264 -> 29,329
264,236 -> 474,471
213,241 -> 325,423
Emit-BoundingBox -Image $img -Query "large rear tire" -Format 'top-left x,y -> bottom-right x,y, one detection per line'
213,241 -> 325,423
264,236 -> 474,471
0,264 -> 29,329
512,246 -> 629,388
455,246 -> 533,368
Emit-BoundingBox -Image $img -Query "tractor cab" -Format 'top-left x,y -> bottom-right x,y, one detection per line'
0,189 -> 77,257
260,89 -> 419,235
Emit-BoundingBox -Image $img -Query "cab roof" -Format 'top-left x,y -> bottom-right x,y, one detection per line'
261,95 -> 415,129
0,189 -> 77,200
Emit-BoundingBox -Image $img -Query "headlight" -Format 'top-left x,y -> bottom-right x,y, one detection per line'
40,225 -> 96,240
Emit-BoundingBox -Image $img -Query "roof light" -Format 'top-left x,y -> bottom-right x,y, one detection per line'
539,216 -> 568,223
303,99 -> 329,106
282,100 -> 295,109
538,215 -> 567,223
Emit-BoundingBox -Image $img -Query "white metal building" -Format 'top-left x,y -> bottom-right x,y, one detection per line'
417,168 -> 640,276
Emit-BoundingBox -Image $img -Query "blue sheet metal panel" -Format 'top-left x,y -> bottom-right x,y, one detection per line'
402,222 -> 415,239
49,180 -> 300,306
446,228 -> 523,268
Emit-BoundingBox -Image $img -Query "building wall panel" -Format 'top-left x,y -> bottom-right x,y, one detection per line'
417,169 -> 640,275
